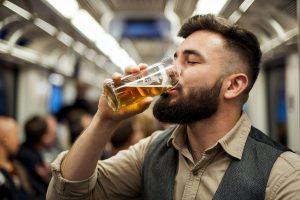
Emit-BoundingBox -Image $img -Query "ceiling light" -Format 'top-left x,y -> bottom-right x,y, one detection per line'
71,9 -> 104,42
193,0 -> 229,15
34,18 -> 57,36
46,0 -> 79,19
45,1 -> 136,69
239,0 -> 255,13
57,31 -> 74,47
228,10 -> 242,23
3,0 -> 31,20
73,41 -> 86,55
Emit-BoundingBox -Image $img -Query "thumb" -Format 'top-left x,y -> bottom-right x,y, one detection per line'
142,96 -> 153,104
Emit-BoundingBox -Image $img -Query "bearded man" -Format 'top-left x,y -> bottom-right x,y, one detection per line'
47,14 -> 300,200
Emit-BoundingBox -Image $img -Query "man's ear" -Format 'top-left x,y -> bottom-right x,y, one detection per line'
223,73 -> 248,99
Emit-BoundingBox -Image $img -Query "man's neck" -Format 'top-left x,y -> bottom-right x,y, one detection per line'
186,108 -> 242,158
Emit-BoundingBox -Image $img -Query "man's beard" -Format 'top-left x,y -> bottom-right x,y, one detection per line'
153,79 -> 223,124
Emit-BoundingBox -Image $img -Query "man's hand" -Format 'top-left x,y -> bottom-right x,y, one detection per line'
97,63 -> 153,123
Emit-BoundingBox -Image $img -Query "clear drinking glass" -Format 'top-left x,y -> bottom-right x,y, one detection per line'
104,57 -> 179,111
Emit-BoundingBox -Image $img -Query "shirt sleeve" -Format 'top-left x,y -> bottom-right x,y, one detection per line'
46,151 -> 98,200
266,151 -> 300,200
46,131 -> 162,200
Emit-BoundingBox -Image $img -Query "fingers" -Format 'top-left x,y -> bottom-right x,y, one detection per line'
138,63 -> 148,71
139,97 -> 154,109
100,63 -> 152,121
111,73 -> 122,82
107,63 -> 149,83
124,63 -> 148,75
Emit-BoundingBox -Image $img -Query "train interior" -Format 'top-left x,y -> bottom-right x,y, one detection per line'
0,0 -> 299,155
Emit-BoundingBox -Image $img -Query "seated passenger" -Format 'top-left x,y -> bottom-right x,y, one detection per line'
132,111 -> 160,138
41,115 -> 63,164
110,118 -> 145,156
0,116 -> 33,199
17,115 -> 55,199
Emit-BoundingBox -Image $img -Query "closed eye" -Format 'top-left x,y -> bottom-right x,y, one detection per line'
186,61 -> 199,65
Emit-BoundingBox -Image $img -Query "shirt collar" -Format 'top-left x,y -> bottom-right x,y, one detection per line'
167,111 -> 251,160
167,125 -> 185,148
218,112 -> 251,160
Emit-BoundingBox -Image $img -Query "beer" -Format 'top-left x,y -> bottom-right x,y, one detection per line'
105,84 -> 171,111
103,57 -> 179,111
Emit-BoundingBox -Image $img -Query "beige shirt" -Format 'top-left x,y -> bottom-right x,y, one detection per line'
47,113 -> 300,200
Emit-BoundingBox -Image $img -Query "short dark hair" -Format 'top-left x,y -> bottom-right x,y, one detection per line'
24,116 -> 47,146
178,14 -> 262,99
111,118 -> 134,148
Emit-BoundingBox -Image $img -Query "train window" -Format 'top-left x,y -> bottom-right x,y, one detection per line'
0,28 -> 9,40
121,18 -> 170,39
49,84 -> 63,115
48,73 -> 64,115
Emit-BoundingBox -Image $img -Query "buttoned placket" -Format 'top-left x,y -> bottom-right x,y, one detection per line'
181,148 -> 218,200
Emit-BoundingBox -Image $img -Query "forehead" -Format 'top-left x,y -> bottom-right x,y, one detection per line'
177,30 -> 226,55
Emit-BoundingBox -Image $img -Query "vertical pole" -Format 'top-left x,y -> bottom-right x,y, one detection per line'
286,0 -> 300,153
298,0 -> 300,97
296,0 -> 300,153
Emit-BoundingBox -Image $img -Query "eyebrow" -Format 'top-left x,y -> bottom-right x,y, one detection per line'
174,49 -> 204,59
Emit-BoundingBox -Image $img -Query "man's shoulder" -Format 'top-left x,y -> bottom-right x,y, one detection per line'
270,151 -> 300,179
277,151 -> 300,170
267,151 -> 300,199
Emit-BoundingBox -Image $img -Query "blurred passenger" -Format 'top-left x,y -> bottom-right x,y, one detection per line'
110,118 -> 142,155
55,81 -> 95,122
110,113 -> 159,156
132,110 -> 159,138
66,109 -> 92,144
0,117 -> 33,199
156,121 -> 173,130
17,115 -> 55,199
42,115 -> 63,165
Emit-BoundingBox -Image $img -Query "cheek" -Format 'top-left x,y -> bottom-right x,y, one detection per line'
8,138 -> 19,153
181,68 -> 205,88
46,132 -> 56,144
181,65 -> 221,86
181,72 -> 201,96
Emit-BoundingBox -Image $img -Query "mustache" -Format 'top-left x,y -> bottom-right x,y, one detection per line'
161,83 -> 182,98
171,81 -> 182,91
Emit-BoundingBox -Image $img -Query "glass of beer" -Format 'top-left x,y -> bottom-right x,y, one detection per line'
104,57 -> 179,111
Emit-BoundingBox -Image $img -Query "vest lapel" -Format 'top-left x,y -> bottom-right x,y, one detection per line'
213,127 -> 289,200
142,126 -> 178,200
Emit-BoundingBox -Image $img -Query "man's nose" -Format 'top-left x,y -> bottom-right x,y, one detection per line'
174,60 -> 182,76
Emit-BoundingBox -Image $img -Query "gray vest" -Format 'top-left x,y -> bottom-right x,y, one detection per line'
141,126 -> 290,200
